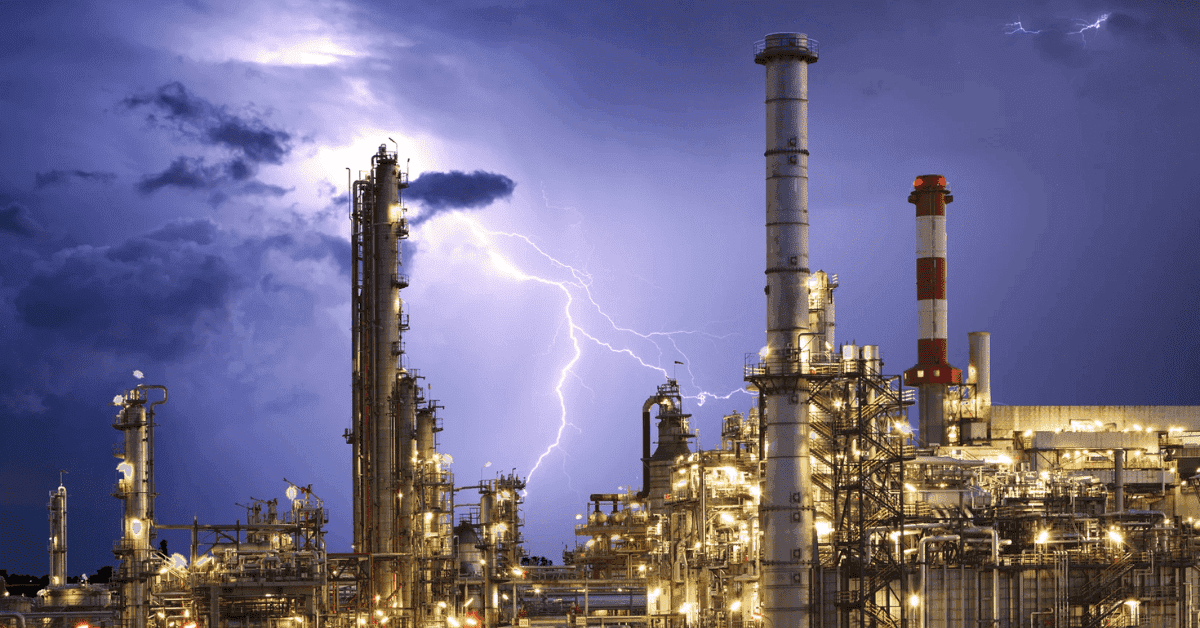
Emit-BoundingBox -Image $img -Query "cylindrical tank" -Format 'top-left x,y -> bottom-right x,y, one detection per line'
968,331 -> 991,426
753,32 -> 818,628
454,522 -> 482,577
862,345 -> 881,375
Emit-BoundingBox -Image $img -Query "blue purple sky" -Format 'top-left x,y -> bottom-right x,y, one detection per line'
2,0 -> 1198,576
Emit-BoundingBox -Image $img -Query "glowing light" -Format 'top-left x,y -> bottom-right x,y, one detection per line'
815,520 -> 833,537
286,485 -> 298,501
447,618 -> 460,628
1108,530 -> 1124,544
909,594 -> 920,607
679,603 -> 693,615
1036,530 -> 1049,544
130,518 -> 144,535
730,600 -> 741,612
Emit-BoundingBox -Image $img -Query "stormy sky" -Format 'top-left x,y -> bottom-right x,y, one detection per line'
2,0 -> 1198,575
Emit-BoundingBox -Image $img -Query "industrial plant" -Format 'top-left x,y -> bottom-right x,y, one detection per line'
6,32 -> 1200,628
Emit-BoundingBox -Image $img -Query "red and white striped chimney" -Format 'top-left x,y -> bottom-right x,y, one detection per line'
903,174 -> 961,446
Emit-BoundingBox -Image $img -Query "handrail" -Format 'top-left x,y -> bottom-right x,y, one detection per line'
753,36 -> 820,57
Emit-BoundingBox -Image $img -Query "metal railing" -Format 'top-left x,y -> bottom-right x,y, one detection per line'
753,36 -> 819,57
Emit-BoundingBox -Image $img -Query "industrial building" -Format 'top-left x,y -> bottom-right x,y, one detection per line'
5,32 -> 1200,628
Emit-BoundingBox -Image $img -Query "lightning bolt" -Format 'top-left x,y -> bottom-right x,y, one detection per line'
1068,13 -> 1110,43
1003,12 -> 1110,43
450,213 -> 750,489
1003,18 -> 1041,35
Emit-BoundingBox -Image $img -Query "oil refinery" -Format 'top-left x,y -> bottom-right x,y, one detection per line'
6,32 -> 1200,628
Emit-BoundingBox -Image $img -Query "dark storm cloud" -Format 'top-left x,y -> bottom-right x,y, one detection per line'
235,180 -> 290,197
144,218 -> 219,245
34,170 -> 117,188
137,157 -> 289,202
0,202 -> 43,236
137,156 -> 225,193
126,83 -> 294,200
14,237 -> 239,359
124,82 -> 292,165
405,170 -> 515,215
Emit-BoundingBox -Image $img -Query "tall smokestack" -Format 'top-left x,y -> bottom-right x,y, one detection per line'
750,32 -> 818,628
903,175 -> 961,446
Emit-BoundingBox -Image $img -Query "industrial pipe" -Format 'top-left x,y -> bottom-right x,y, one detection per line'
0,612 -> 26,628
639,395 -> 674,498
917,535 -> 959,628
1115,449 -> 1126,512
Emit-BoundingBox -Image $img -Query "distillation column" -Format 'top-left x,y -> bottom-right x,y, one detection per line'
903,175 -> 962,446
351,145 -> 415,614
48,483 -> 67,587
752,33 -> 819,628
113,385 -> 167,628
